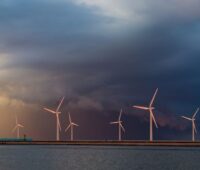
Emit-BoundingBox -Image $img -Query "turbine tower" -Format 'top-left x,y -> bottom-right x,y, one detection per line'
133,88 -> 158,141
65,112 -> 79,141
181,108 -> 199,142
44,97 -> 65,141
12,114 -> 24,138
110,109 -> 125,141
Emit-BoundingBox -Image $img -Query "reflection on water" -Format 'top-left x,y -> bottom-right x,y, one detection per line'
0,145 -> 199,170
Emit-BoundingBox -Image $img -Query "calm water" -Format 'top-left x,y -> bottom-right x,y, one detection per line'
0,145 -> 199,170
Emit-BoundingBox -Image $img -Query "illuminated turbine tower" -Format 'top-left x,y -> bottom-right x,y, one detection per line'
110,109 -> 125,141
181,108 -> 199,142
65,112 -> 79,141
133,88 -> 158,141
12,114 -> 24,138
44,97 -> 65,141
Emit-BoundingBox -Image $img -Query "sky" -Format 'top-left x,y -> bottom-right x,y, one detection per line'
0,0 -> 200,141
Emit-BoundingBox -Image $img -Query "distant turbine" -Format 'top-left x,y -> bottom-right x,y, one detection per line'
133,88 -> 158,141
12,114 -> 24,138
110,109 -> 125,141
181,108 -> 199,142
65,112 -> 79,141
44,97 -> 65,141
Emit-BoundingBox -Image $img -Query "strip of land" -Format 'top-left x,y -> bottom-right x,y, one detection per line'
1,140 -> 200,147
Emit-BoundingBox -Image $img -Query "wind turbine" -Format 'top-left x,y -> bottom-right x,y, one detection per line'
12,114 -> 24,138
133,88 -> 158,141
44,97 -> 65,141
110,109 -> 125,141
65,112 -> 79,141
181,108 -> 199,142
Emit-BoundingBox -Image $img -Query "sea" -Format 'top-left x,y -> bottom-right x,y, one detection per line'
0,145 -> 199,170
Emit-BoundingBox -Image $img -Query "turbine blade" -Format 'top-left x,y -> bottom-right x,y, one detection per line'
65,124 -> 71,132
133,105 -> 149,110
44,108 -> 56,114
18,124 -> 24,128
181,116 -> 192,121
56,97 -> 65,112
72,123 -> 79,126
12,126 -> 18,133
194,122 -> 197,134
149,88 -> 158,107
120,123 -> 125,132
110,121 -> 119,124
193,108 -> 199,119
150,110 -> 158,128
118,108 -> 122,121
68,112 -> 72,123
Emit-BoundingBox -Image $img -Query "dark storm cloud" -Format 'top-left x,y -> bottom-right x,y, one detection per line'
0,0 -> 200,139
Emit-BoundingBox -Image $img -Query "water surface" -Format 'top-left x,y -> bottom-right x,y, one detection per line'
0,145 -> 199,170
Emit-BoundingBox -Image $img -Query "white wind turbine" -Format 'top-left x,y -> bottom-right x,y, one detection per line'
133,88 -> 158,141
181,108 -> 199,142
110,109 -> 125,141
44,97 -> 65,141
65,112 -> 79,141
12,114 -> 24,138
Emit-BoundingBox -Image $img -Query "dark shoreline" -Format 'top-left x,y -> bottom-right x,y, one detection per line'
1,140 -> 200,147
